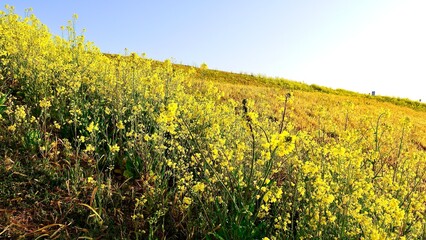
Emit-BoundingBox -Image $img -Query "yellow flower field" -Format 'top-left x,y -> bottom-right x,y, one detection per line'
0,5 -> 425,239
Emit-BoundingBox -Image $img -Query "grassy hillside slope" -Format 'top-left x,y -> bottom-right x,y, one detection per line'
158,60 -> 426,149
177,62 -> 426,111
1,6 -> 425,239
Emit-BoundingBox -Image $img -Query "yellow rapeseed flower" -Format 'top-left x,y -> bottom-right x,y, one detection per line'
116,120 -> 125,130
78,136 -> 86,143
109,144 -> 120,153
39,98 -> 51,108
86,122 -> 99,133
192,182 -> 205,193
15,105 -> 26,121
84,144 -> 95,153
183,197 -> 192,206
87,176 -> 95,184
8,124 -> 16,132
53,121 -> 61,129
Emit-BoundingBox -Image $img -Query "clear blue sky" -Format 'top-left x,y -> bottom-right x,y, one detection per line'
3,1 -> 426,101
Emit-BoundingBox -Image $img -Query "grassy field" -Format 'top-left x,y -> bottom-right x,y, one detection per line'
1,6 -> 425,239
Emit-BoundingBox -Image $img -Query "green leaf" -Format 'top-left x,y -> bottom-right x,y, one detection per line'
0,105 -> 5,114
0,93 -> 7,114
123,169 -> 134,179
0,93 -> 6,105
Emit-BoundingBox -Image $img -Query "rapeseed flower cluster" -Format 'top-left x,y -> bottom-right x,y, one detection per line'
0,6 -> 425,239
